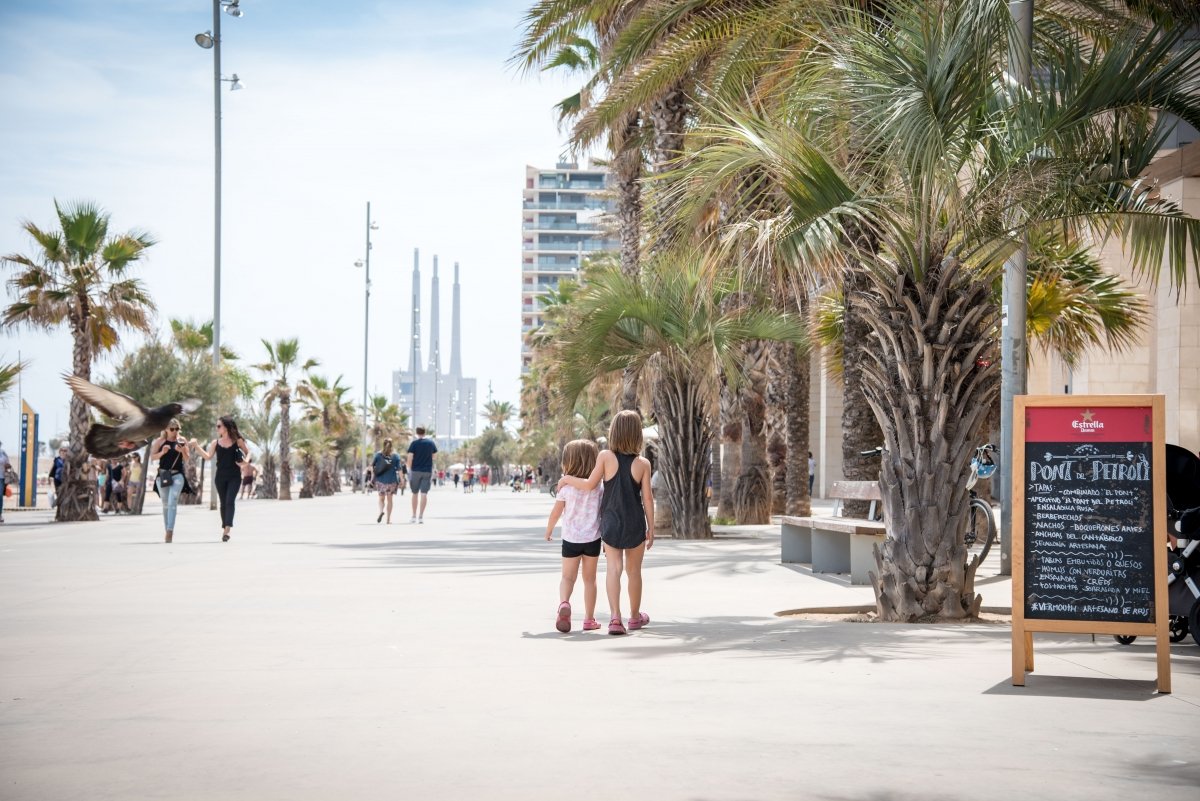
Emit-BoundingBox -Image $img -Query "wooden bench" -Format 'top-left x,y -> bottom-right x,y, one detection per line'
781,481 -> 887,585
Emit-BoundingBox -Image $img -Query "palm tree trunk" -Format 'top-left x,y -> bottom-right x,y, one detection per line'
841,270 -> 882,518
717,384 -> 741,520
299,453 -> 315,498
766,343 -> 788,515
654,370 -> 712,539
614,112 -> 644,413
278,394 -> 293,500
859,262 -> 1001,621
734,341 -> 771,524
57,316 -> 97,522
259,454 -> 279,499
782,342 -> 812,517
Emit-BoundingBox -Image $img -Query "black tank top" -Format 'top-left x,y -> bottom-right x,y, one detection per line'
159,441 -> 184,472
599,452 -> 647,549
215,442 -> 243,480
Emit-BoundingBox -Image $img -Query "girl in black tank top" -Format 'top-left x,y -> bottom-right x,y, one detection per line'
556,411 -> 654,636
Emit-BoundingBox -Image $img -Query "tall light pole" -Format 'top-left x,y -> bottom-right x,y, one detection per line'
195,0 -> 244,369
354,203 -> 378,486
1000,1 -> 1033,577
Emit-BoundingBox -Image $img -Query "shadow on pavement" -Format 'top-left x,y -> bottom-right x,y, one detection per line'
984,674 -> 1164,701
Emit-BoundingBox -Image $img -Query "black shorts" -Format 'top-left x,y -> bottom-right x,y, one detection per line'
562,539 -> 602,559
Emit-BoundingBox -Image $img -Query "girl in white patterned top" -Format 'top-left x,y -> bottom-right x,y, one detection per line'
544,439 -> 604,633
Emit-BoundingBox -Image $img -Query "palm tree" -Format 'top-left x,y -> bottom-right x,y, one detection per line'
548,253 -> 807,538
2,200 -> 155,522
666,1 -> 1200,618
297,373 -> 354,495
0,360 -> 24,400
254,338 -> 318,501
241,406 -> 280,498
368,394 -> 411,449
481,400 -> 516,431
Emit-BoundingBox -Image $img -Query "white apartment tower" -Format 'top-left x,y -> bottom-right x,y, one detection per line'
521,161 -> 617,372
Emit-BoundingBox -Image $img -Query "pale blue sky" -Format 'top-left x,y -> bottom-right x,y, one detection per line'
0,0 -> 583,449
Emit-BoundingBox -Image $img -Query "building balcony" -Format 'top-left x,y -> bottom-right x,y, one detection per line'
522,200 -> 612,211
522,221 -> 601,231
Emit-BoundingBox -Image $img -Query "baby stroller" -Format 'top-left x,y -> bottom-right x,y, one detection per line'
1114,443 -> 1200,647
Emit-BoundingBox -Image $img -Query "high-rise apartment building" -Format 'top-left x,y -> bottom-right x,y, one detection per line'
521,161 -> 617,372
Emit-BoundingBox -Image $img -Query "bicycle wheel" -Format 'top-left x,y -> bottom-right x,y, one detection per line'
964,498 -> 996,564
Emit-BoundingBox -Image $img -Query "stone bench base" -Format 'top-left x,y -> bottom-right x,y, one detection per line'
781,515 -> 886,585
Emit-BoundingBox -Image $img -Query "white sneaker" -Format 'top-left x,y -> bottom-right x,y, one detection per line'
418,518 -> 424,524
410,517 -> 416,523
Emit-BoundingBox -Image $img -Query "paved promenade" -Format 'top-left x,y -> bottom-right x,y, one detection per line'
1,488 -> 1197,800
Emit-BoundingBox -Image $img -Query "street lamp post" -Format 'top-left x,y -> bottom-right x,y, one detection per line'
194,0 -> 244,369
196,0 -> 243,512
355,203 -> 378,490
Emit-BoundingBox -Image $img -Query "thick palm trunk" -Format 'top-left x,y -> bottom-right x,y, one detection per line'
614,113 -> 644,412
57,318 -> 97,522
766,343 -> 786,515
654,370 -> 712,539
278,395 -> 293,500
735,341 -> 771,524
779,341 -> 812,517
717,384 -> 741,520
859,262 -> 1001,621
841,270 -> 882,517
259,454 -> 279,499
299,453 -> 315,498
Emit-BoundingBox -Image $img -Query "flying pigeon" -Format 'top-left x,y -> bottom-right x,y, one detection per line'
65,375 -> 201,458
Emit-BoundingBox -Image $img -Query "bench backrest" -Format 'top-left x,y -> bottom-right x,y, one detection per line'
829,480 -> 882,520
829,481 -> 882,501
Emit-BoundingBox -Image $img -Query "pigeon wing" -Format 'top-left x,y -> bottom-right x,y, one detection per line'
180,399 -> 202,414
64,375 -> 148,422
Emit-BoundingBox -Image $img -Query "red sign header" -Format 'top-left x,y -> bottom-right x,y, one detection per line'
1024,405 -> 1152,443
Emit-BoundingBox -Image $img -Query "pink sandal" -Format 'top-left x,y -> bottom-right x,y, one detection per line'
628,612 -> 649,631
582,618 -> 600,631
555,601 -> 572,633
608,618 -> 626,636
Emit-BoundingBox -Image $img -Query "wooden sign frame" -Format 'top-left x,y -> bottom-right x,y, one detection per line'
1011,395 -> 1170,693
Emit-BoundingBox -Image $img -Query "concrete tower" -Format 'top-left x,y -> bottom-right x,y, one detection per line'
409,248 -> 422,423
428,255 -> 441,374
450,261 -> 462,380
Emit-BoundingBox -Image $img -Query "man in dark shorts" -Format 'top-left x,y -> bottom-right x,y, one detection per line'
405,427 -> 438,524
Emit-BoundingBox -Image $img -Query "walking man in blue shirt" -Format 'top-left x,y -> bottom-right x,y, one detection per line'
405,427 -> 438,524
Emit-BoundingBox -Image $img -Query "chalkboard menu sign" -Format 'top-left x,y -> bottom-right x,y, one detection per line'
1012,396 -> 1170,693
1023,407 -> 1154,623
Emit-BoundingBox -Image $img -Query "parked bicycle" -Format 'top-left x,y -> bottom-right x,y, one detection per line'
860,443 -> 997,563
964,444 -> 998,565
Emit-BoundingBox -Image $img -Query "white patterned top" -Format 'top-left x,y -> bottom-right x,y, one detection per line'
558,484 -> 603,543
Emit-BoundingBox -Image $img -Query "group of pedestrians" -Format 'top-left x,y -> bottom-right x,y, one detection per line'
151,415 -> 249,544
544,410 -> 654,636
371,426 -> 437,524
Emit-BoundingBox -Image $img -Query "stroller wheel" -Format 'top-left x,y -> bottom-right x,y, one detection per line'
1113,635 -> 1137,645
1168,615 -> 1189,643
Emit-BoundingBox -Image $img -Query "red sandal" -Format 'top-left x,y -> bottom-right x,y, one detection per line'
555,601 -> 572,633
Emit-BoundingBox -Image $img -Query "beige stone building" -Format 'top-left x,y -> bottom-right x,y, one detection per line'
806,142 -> 1200,496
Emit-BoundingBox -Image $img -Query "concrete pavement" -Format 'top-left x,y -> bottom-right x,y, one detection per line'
1,487 -> 1197,801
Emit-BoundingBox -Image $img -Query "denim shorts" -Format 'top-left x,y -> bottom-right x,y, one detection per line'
410,471 -> 433,494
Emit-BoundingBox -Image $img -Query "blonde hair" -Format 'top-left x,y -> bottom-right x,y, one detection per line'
607,410 -> 643,455
382,438 -> 394,456
561,439 -> 598,479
